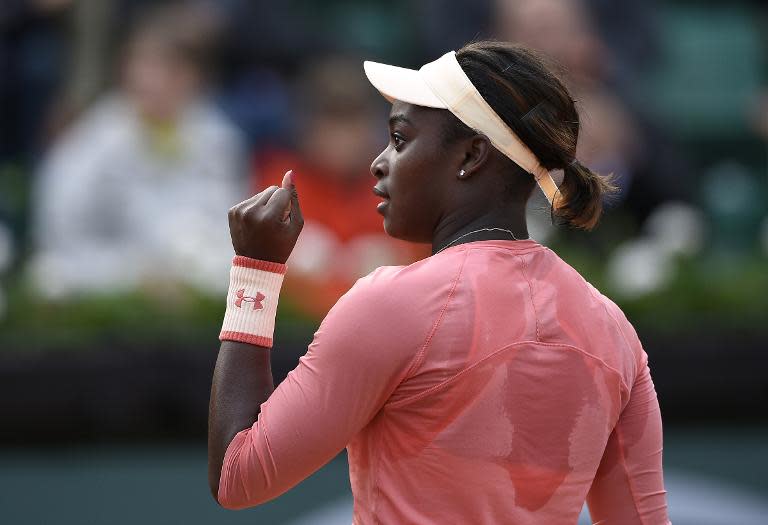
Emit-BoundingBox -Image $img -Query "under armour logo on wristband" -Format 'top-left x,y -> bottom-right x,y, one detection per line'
235,289 -> 266,310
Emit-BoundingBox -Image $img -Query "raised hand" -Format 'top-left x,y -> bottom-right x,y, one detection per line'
227,170 -> 304,264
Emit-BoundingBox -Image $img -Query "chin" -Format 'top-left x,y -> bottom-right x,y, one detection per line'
382,217 -> 396,238
382,217 -> 405,240
383,219 -> 428,244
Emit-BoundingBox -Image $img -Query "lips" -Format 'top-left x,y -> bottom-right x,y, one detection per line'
372,186 -> 390,199
373,186 -> 390,215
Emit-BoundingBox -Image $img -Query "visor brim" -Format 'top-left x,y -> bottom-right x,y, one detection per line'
363,61 -> 448,109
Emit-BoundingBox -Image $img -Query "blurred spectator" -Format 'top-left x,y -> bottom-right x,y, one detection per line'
176,0 -> 297,149
253,56 -> 430,320
497,0 -> 698,227
494,0 -> 641,207
29,3 -> 245,299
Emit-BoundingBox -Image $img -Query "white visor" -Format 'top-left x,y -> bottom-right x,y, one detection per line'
364,51 -> 563,209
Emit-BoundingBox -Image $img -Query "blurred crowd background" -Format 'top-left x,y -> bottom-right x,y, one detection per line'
0,0 -> 766,524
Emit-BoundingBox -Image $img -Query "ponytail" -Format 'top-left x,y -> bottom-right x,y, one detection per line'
454,41 -> 619,231
554,160 -> 617,230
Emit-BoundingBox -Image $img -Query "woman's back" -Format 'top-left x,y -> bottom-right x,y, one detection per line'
347,239 -> 668,524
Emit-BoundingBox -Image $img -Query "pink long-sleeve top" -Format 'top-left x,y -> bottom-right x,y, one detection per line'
218,239 -> 671,524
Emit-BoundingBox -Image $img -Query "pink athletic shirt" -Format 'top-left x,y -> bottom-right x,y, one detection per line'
218,239 -> 671,524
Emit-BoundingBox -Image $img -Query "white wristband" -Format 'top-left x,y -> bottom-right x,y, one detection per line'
219,256 -> 286,348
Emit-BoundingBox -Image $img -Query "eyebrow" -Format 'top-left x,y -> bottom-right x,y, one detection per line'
388,114 -> 412,128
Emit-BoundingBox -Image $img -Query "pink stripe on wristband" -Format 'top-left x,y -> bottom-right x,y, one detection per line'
232,255 -> 286,273
219,331 -> 275,347
219,256 -> 286,348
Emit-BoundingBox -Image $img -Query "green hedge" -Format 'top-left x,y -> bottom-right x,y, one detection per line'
2,244 -> 765,351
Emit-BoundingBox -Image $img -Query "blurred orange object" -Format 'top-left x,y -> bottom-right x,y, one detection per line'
254,148 -> 430,320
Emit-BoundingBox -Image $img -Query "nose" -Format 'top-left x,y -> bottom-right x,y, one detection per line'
370,148 -> 388,179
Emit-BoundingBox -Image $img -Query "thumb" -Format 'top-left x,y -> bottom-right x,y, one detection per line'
281,169 -> 303,226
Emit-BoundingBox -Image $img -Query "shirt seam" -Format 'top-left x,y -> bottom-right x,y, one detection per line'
366,251 -> 468,520
249,415 -> 275,502
371,417 -> 382,524
440,242 -> 546,257
385,340 -> 629,409
398,247 -> 469,382
516,253 -> 541,342
616,423 -> 648,524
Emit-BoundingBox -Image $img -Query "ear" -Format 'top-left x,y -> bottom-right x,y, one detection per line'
457,135 -> 492,179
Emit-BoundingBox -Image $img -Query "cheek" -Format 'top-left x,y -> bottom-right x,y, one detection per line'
385,156 -> 442,241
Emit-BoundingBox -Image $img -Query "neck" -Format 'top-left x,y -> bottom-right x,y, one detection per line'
431,207 -> 529,256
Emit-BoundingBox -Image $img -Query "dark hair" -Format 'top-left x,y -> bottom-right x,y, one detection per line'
445,40 -> 616,230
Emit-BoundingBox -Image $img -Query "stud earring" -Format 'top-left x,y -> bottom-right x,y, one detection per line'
459,169 -> 466,177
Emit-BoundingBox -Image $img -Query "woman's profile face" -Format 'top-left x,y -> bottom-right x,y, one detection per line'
370,101 -> 463,244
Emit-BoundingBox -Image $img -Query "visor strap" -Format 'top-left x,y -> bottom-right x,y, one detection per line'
421,51 -> 564,209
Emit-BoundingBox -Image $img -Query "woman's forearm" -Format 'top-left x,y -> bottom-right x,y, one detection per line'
209,170 -> 302,503
207,340 -> 274,502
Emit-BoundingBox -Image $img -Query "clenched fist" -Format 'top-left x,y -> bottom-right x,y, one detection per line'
228,170 -> 304,264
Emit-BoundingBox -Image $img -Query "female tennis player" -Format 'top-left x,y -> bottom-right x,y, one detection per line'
208,41 -> 671,524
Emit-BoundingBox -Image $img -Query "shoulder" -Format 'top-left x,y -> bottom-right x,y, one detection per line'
529,246 -> 644,344
589,281 -> 640,333
320,254 -> 462,340
330,264 -> 416,318
344,251 -> 463,303
560,257 -> 647,371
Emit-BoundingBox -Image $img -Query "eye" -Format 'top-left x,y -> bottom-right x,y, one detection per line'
390,132 -> 405,151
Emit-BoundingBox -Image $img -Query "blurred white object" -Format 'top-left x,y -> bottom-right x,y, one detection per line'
162,211 -> 239,295
343,234 -> 404,277
29,248 -> 146,300
287,222 -> 403,281
643,201 -> 706,257
0,222 -> 13,273
287,222 -> 340,278
30,95 -> 245,298
607,200 -> 707,299
607,238 -> 673,299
